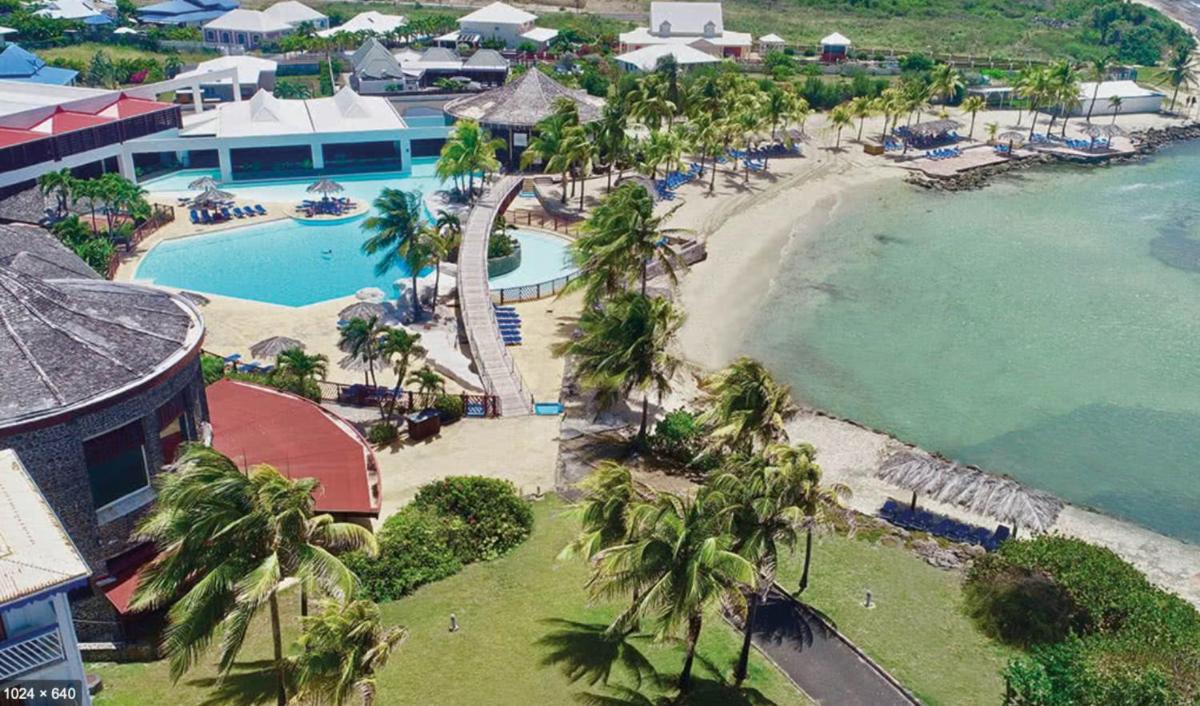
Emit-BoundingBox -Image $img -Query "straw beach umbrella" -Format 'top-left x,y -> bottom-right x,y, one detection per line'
177,290 -> 210,307
187,175 -> 220,190
339,301 -> 384,321
307,178 -> 345,200
250,335 -> 305,360
876,449 -> 1064,535
996,130 -> 1024,157
356,286 -> 386,303
191,187 -> 234,207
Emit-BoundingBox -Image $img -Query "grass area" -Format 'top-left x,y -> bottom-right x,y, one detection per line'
775,531 -> 1015,706
90,498 -> 808,706
40,43 -> 215,68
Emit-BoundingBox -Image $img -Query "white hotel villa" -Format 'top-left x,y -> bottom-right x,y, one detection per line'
618,2 -> 752,59
0,78 -> 453,194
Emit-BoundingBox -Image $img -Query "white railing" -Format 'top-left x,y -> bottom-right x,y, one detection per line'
0,625 -> 65,682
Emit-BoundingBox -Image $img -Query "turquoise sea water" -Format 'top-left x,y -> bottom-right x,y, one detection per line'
746,142 -> 1200,543
136,165 -> 576,306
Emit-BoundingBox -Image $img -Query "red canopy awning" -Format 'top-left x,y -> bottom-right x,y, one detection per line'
97,543 -> 158,615
207,380 -> 381,517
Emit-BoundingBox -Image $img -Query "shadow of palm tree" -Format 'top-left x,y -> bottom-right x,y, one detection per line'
574,657 -> 780,706
751,589 -> 839,653
185,660 -> 280,706
537,618 -> 660,688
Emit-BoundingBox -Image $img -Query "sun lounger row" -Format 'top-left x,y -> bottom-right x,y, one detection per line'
655,162 -> 704,201
337,384 -> 398,406
879,499 -> 1011,551
495,304 -> 522,346
189,204 -> 266,225
925,147 -> 962,160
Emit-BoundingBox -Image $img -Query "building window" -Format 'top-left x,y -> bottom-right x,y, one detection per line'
206,30 -> 214,40
157,394 -> 193,464
83,420 -> 150,511
237,32 -> 246,44
221,31 -> 230,43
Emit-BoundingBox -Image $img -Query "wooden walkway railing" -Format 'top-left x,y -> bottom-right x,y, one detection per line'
457,176 -> 532,416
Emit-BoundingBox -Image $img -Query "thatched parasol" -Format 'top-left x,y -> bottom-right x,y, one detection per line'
997,131 -> 1025,144
356,286 -> 386,303
1099,124 -> 1126,138
339,301 -> 384,321
177,290 -> 210,306
1079,124 -> 1105,138
191,187 -> 234,206
900,119 -> 962,138
307,178 -> 344,197
876,449 -> 1064,534
443,69 -> 605,128
250,335 -> 305,360
188,175 -> 220,190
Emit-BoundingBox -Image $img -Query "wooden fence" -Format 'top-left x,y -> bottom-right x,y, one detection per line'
503,208 -> 582,237
316,382 -> 499,418
105,204 -> 175,279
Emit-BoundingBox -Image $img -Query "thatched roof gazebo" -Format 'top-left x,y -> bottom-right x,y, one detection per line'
443,70 -> 606,168
898,119 -> 962,139
876,449 -> 1064,534
250,336 -> 304,360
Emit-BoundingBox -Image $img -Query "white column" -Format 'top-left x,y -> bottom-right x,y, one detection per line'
232,77 -> 242,101
311,143 -> 324,170
117,150 -> 136,182
191,86 -> 204,114
400,138 -> 412,172
52,593 -> 91,706
218,148 -> 233,181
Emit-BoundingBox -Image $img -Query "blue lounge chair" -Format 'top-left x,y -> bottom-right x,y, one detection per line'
189,209 -> 200,224
255,204 -> 268,216
232,207 -> 246,218
220,207 -> 233,220
200,210 -> 213,224
223,353 -> 241,364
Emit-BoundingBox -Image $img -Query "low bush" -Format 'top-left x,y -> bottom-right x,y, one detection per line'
412,476 -> 534,563
348,476 -> 534,600
367,422 -> 399,445
648,409 -> 719,472
434,393 -> 465,423
200,353 -> 226,385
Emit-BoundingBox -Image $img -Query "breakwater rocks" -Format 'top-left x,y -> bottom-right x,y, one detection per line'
906,152 -> 1055,191
1133,122 -> 1200,151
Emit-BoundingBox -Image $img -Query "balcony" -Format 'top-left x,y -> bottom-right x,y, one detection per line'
0,625 -> 65,683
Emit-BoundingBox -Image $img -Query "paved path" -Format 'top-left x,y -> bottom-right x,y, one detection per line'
749,588 -> 919,706
458,177 -> 531,416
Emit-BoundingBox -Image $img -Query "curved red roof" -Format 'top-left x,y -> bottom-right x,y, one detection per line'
207,379 -> 381,516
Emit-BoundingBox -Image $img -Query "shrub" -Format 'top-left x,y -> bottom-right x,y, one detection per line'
488,228 -> 517,258
412,476 -> 533,562
964,554 -> 1075,646
434,393 -> 465,423
367,422 -> 399,445
201,353 -> 226,385
344,505 -> 462,601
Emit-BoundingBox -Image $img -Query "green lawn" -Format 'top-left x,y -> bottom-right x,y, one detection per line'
775,532 -> 1015,706
40,43 -> 216,68
90,498 -> 808,706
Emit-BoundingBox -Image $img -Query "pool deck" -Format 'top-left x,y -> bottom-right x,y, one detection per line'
458,176 -> 533,416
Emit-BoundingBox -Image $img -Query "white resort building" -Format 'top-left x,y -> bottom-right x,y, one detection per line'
439,1 -> 558,49
618,2 -> 751,59
1074,80 -> 1166,116
174,55 -> 278,104
0,449 -> 92,702
202,1 -> 327,50
616,43 -> 720,73
317,11 -> 406,38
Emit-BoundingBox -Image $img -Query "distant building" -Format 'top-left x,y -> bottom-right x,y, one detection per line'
758,33 -> 785,54
202,1 -> 326,50
317,10 -> 406,38
441,1 -> 558,50
819,32 -> 851,63
1074,80 -> 1165,116
0,44 -> 79,85
350,40 -> 508,93
138,0 -> 239,27
618,2 -> 751,59
34,0 -> 113,24
175,55 -> 277,103
0,449 -> 92,701
615,43 -> 720,73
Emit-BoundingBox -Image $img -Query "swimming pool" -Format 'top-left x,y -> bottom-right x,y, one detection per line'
137,164 -> 578,306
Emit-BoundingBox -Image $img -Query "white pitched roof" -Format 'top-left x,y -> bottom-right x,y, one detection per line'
394,48 -> 423,65
649,2 -> 723,35
198,87 -> 405,137
759,33 -> 784,43
1077,80 -> 1164,100
619,25 -> 749,48
113,25 -> 139,34
214,89 -> 313,136
458,2 -> 536,25
36,0 -> 104,19
204,8 -> 291,33
317,11 -> 406,37
263,0 -> 326,26
0,450 -> 91,607
820,32 -> 851,46
307,85 -> 406,132
520,26 -> 557,42
177,55 -> 277,85
616,43 -> 719,71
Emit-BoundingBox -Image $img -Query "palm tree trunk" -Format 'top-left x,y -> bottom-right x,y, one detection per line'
433,257 -> 441,305
798,527 -> 814,593
300,581 -> 308,617
269,592 -> 286,706
361,682 -> 375,706
709,156 -> 717,193
1171,85 -> 1180,112
678,613 -> 703,693
637,394 -> 650,447
734,591 -> 760,686
579,176 -> 585,211
969,113 -> 977,139
857,117 -> 865,141
560,171 -> 568,203
1086,85 -> 1100,122
1027,108 -> 1039,140
411,273 -> 421,318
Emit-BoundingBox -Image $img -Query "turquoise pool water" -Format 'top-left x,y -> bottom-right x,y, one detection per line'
745,142 -> 1200,543
137,165 -> 576,306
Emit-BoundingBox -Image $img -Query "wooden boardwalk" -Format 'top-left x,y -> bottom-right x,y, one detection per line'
457,176 -> 531,416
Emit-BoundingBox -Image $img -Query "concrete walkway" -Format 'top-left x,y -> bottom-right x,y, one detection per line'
749,587 -> 919,706
457,176 -> 531,416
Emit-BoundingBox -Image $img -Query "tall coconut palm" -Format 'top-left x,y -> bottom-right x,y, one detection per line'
562,124 -> 596,210
553,293 -> 683,446
764,86 -> 795,141
560,461 -> 648,562
522,113 -> 573,204
436,119 -> 504,200
960,95 -> 986,139
697,357 -> 797,456
71,178 -> 101,236
292,599 -> 407,706
38,169 -> 73,220
1160,45 -> 1197,112
848,95 -> 873,141
339,315 -> 385,394
588,489 -> 755,693
379,328 -> 425,420
593,98 -> 630,191
1109,95 -> 1123,125
362,188 -> 434,317
276,348 -> 329,384
406,364 -> 445,401
928,63 -> 964,107
629,75 -> 677,131
1085,55 -> 1114,122
131,446 -> 377,706
1020,68 -> 1054,140
829,105 -> 853,149
1047,61 -> 1081,136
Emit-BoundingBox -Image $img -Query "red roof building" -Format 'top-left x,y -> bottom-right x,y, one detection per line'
207,379 -> 382,517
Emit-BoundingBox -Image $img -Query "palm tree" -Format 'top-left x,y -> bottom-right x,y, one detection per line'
379,328 -> 425,420
629,75 -> 676,130
928,63 -> 964,107
429,212 -> 461,303
1047,61 -> 1082,137
1020,68 -> 1053,140
437,119 -> 504,200
588,489 -> 755,693
829,105 -> 853,149
1109,95 -> 1123,125
562,124 -> 596,210
362,188 -> 434,318
764,86 -> 794,141
51,214 -> 92,249
522,112 -> 573,204
560,461 -> 647,562
38,169 -> 73,220
292,599 -> 407,706
985,120 -> 1000,144
407,364 -> 445,405
131,446 -> 377,706
339,315 -> 385,392
593,98 -> 630,191
71,178 -> 101,236
275,347 -> 328,384
1160,46 -> 1197,112
848,95 -> 873,142
959,95 -> 986,139
553,293 -> 683,447
697,357 -> 797,456
1085,55 -> 1113,122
